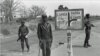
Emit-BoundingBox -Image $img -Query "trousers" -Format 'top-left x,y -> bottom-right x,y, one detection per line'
40,40 -> 52,56
84,29 -> 91,46
20,35 -> 30,51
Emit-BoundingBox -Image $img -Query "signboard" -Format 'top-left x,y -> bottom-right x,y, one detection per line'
55,9 -> 84,30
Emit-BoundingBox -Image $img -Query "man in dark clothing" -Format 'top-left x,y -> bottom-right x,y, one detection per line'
84,14 -> 95,48
17,21 -> 30,52
37,15 -> 53,56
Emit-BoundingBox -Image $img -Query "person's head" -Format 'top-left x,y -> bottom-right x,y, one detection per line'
42,14 -> 47,23
85,14 -> 90,19
21,21 -> 25,26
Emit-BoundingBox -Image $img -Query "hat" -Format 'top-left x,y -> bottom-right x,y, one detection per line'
86,14 -> 90,17
42,14 -> 47,19
21,21 -> 25,24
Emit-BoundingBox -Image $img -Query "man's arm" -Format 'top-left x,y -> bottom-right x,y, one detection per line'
26,26 -> 29,35
25,26 -> 29,38
17,27 -> 21,41
37,24 -> 41,40
91,24 -> 95,27
50,24 -> 53,42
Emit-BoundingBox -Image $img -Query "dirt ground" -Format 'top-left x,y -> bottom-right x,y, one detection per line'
0,20 -> 100,56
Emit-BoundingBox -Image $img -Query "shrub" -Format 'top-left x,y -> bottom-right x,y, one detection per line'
28,24 -> 37,31
16,18 -> 28,23
1,28 -> 10,35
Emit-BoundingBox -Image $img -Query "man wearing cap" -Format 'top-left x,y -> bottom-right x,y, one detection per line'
84,14 -> 95,48
17,21 -> 30,52
37,15 -> 53,56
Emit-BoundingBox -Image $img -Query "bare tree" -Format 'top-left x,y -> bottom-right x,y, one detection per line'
0,0 -> 20,23
18,5 -> 29,18
58,5 -> 64,10
29,5 -> 46,19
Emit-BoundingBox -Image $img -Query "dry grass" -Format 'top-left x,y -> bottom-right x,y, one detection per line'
0,23 -> 19,36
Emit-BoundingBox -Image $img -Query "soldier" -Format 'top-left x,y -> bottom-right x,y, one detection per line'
84,14 -> 95,48
17,21 -> 30,52
37,15 -> 53,56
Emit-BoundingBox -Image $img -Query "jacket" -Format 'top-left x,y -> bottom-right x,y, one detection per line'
37,22 -> 53,41
18,25 -> 29,38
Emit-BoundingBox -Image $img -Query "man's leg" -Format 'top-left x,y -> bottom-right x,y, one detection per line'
87,31 -> 91,47
42,48 -> 46,56
46,47 -> 51,56
46,41 -> 52,56
84,32 -> 88,47
25,38 -> 30,52
21,39 -> 24,52
41,41 -> 46,56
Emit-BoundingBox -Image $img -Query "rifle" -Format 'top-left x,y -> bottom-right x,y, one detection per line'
17,36 -> 21,42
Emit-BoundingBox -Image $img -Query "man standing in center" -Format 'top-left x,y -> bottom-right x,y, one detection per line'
37,14 -> 53,56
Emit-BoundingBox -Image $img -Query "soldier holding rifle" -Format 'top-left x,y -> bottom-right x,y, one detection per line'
17,21 -> 30,52
84,14 -> 95,48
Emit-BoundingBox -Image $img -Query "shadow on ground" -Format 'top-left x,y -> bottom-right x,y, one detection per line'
72,45 -> 84,48
8,49 -> 22,52
0,54 -> 5,56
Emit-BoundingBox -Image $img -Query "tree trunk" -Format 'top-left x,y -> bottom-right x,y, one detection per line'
5,15 -> 8,23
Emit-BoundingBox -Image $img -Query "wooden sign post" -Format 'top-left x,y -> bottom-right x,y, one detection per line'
55,9 -> 84,56
67,29 -> 73,56
67,12 -> 75,56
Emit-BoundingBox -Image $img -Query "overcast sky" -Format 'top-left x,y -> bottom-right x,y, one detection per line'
22,0 -> 100,16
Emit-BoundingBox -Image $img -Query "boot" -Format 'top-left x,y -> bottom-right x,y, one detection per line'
87,44 -> 92,47
84,43 -> 88,48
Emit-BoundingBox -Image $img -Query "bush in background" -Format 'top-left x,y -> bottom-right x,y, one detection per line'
48,16 -> 55,21
1,28 -> 10,35
28,24 -> 37,31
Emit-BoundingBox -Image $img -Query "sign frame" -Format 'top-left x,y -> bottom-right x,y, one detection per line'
55,9 -> 84,30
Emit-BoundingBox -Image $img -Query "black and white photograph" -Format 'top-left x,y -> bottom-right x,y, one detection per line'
0,0 -> 100,56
